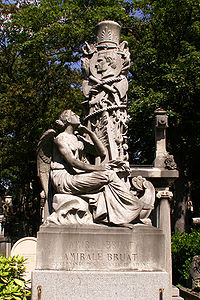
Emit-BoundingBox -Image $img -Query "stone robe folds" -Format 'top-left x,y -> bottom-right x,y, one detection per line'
50,132 -> 142,225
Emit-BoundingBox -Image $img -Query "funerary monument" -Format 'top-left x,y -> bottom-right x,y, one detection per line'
32,21 -> 179,300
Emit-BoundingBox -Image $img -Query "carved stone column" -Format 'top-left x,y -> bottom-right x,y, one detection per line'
154,108 -> 168,168
157,189 -> 173,300
81,21 -> 131,162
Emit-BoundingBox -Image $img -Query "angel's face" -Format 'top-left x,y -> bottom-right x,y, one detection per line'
68,112 -> 80,126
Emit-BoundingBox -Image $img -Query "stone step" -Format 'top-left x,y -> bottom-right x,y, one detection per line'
172,285 -> 180,297
172,285 -> 184,300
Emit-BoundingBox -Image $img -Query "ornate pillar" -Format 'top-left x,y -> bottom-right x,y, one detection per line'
157,189 -> 173,299
81,21 -> 131,163
154,108 -> 168,168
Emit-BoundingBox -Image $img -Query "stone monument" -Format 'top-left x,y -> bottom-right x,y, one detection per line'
11,237 -> 37,282
190,255 -> 200,291
0,195 -> 11,257
32,21 -> 179,300
82,21 -> 130,162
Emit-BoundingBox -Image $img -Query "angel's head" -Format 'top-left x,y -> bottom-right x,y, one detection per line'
56,110 -> 80,127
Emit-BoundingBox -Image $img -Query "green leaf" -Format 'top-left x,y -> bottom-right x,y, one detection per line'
1,278 -> 8,284
12,296 -> 22,300
14,278 -> 25,288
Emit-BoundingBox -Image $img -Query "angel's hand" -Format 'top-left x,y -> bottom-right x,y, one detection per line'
78,125 -> 91,134
95,164 -> 111,171
121,164 -> 131,172
104,164 -> 111,170
108,160 -> 130,172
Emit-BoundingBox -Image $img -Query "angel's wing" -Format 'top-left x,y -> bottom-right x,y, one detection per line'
37,129 -> 56,199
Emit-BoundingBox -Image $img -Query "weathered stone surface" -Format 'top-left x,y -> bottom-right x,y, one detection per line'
31,270 -> 169,300
191,255 -> 200,290
82,21 -> 130,162
172,285 -> 184,299
193,217 -> 200,225
130,166 -> 179,179
154,109 -> 177,170
36,224 -> 165,271
37,110 -> 155,226
11,237 -> 37,281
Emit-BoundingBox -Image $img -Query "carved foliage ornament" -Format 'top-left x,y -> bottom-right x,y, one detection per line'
81,21 -> 131,162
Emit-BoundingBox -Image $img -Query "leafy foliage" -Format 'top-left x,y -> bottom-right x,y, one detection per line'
127,0 -> 200,165
0,255 -> 31,300
172,229 -> 200,286
126,0 -> 200,231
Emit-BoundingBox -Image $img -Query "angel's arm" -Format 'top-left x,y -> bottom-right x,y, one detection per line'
55,136 -> 106,172
78,125 -> 106,159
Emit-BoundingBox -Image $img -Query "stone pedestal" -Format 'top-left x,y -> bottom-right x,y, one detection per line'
32,270 -> 169,300
32,224 -> 170,299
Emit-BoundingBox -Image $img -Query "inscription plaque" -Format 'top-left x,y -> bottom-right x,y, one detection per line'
36,225 -> 165,272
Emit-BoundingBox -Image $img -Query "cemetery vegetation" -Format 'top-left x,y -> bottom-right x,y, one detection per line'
0,255 -> 31,299
172,229 -> 200,288
0,0 -> 199,239
126,0 -> 200,232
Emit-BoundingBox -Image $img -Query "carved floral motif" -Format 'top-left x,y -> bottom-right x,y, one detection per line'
81,21 -> 130,163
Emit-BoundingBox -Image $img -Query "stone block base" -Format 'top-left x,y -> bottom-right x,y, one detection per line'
36,224 -> 165,271
31,270 -> 169,300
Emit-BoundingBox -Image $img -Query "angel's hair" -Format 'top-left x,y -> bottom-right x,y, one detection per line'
56,110 -> 73,127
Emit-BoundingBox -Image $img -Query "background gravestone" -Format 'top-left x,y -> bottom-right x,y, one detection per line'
11,237 -> 37,282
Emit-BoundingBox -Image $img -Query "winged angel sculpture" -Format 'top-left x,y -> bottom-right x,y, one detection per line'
37,110 -> 155,226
